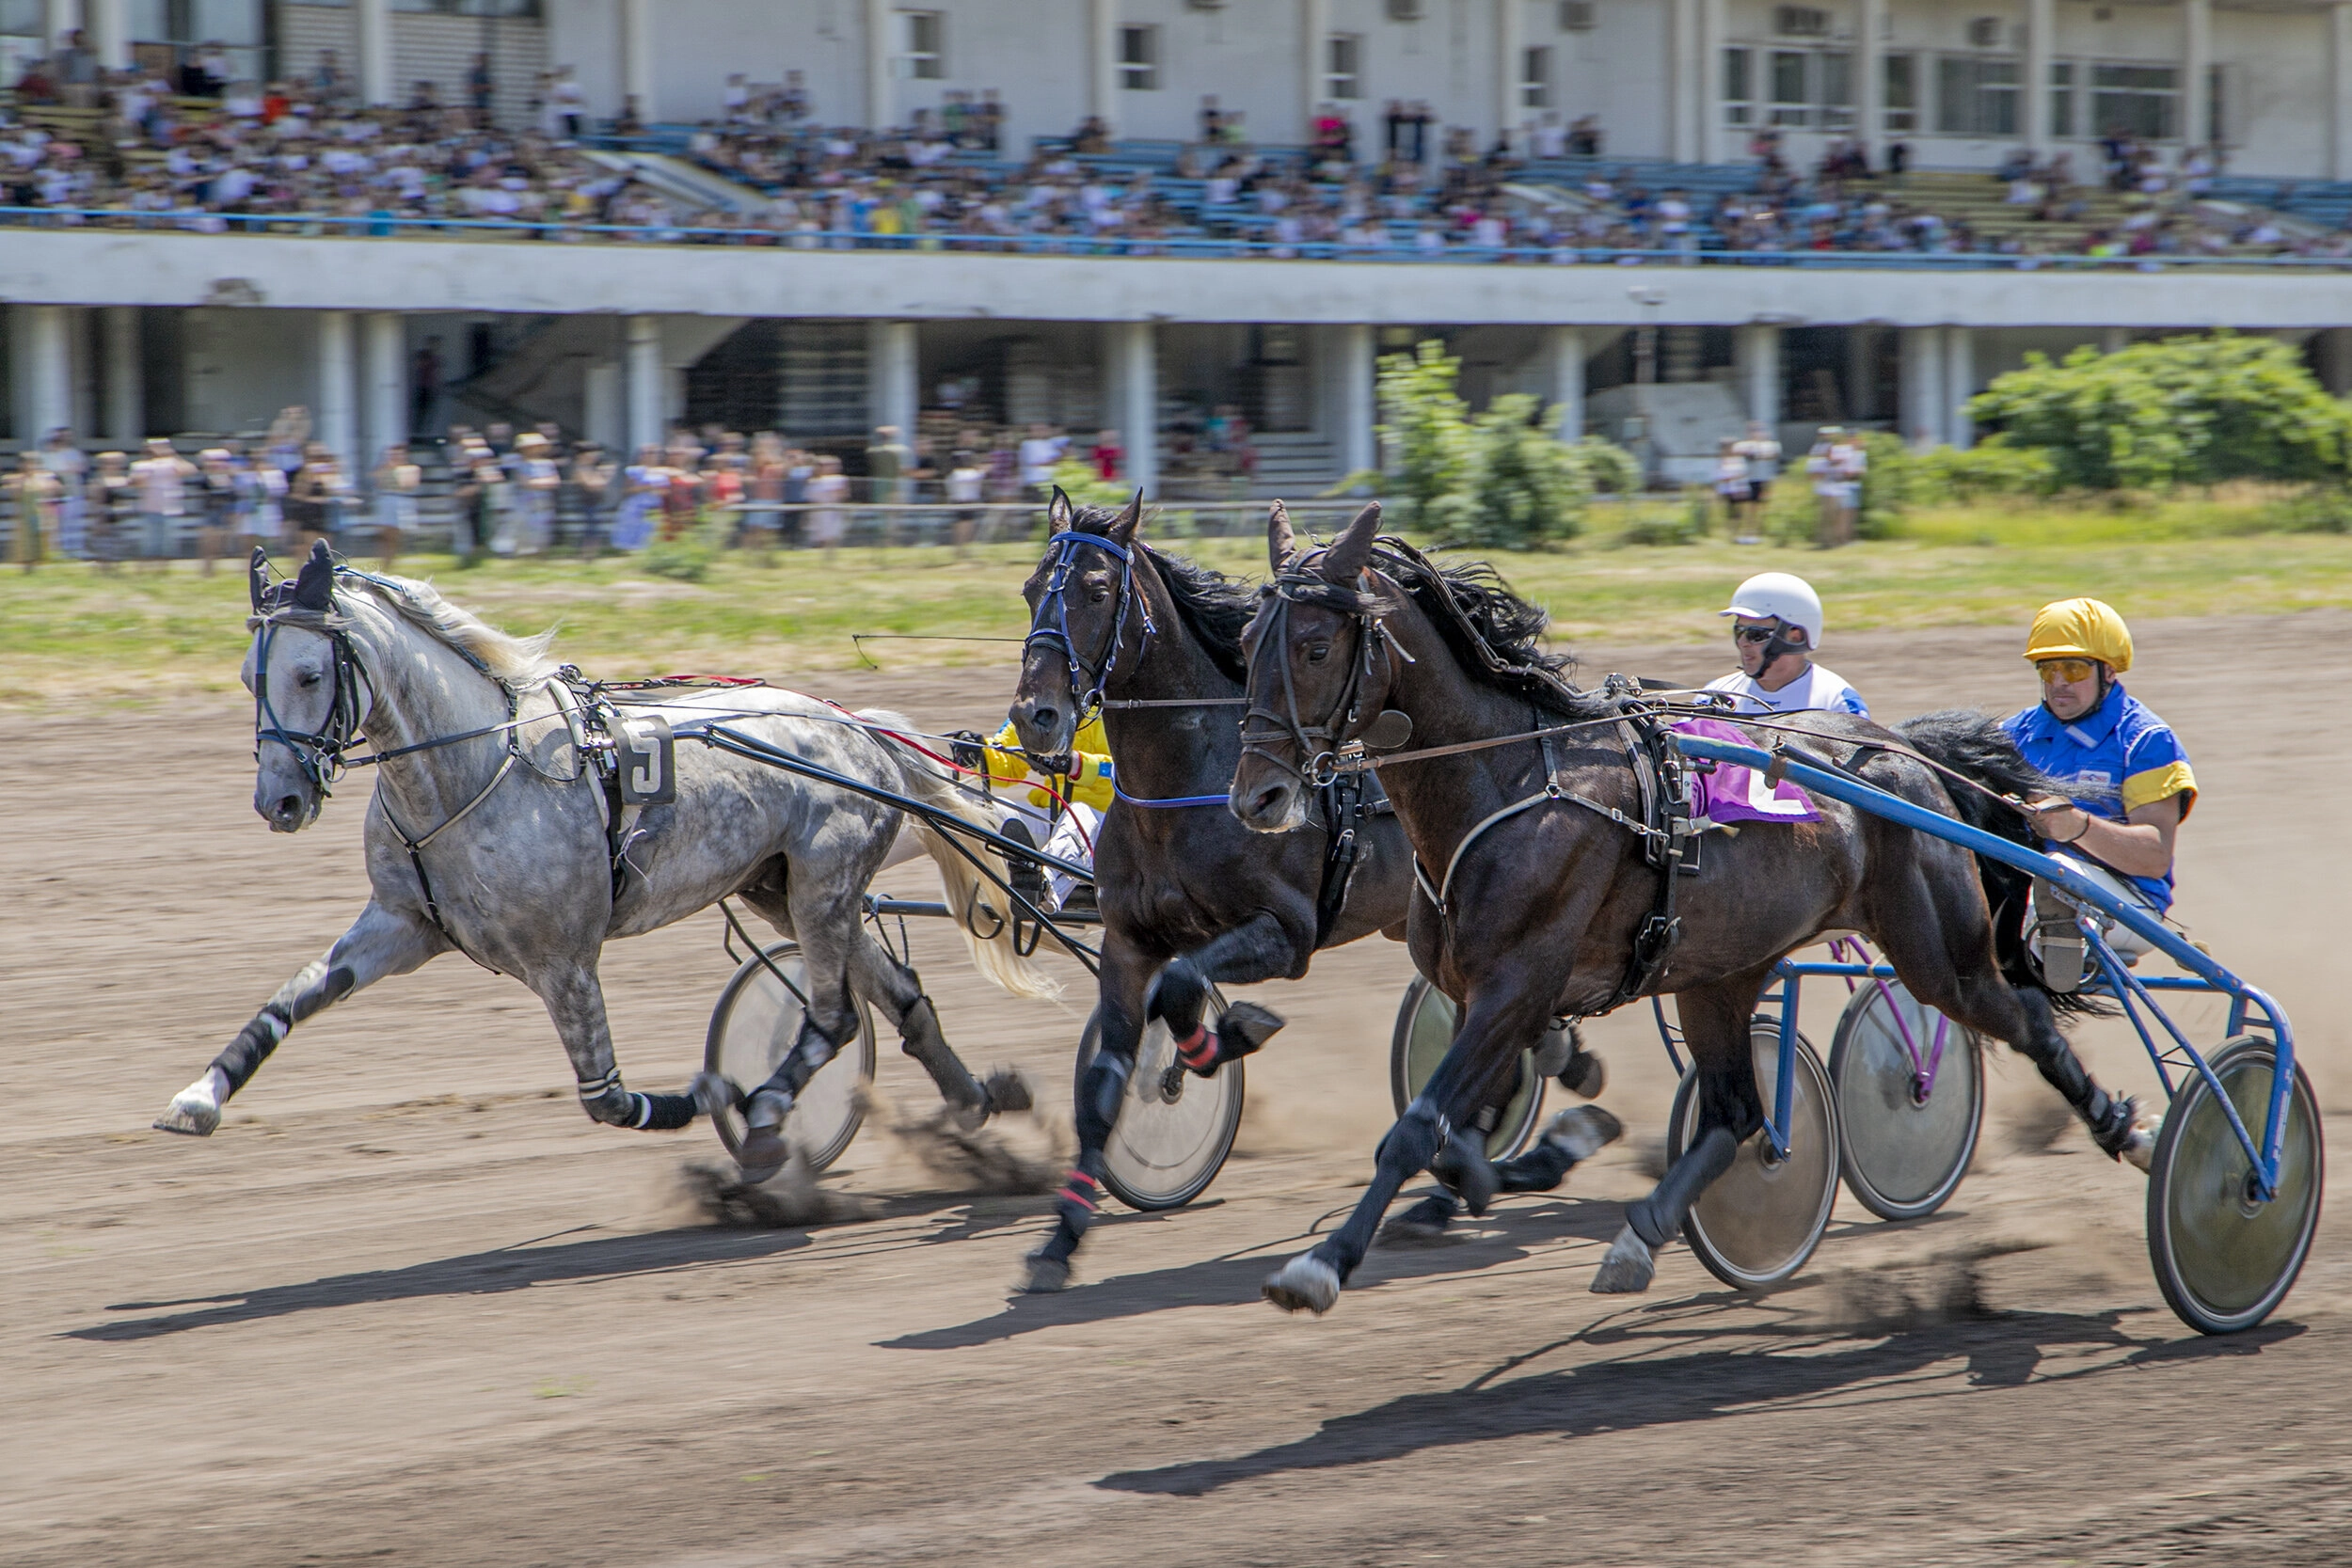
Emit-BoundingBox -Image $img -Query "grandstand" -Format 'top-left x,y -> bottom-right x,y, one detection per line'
6,0 -> 2352,505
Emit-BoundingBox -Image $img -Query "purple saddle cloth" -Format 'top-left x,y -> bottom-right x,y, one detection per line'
1672,718 -> 1822,825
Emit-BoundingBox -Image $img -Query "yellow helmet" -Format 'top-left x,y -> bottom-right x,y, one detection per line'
2024,597 -> 2133,674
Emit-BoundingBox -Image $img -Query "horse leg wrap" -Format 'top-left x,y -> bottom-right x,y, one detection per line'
1626,1124 -> 1740,1249
576,1066 -> 638,1127
1056,1167 -> 1102,1220
1145,958 -> 1213,1038
761,1012 -> 850,1102
1428,1128 -> 1501,1216
212,1003 -> 294,1096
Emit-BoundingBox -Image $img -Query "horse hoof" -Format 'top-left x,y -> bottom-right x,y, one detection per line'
152,1092 -> 220,1137
1543,1104 -> 1626,1164
1020,1253 -> 1071,1294
2122,1105 -> 2163,1175
982,1068 -> 1033,1117
690,1071 -> 739,1119
735,1126 -> 789,1186
1263,1253 -> 1341,1315
1559,1049 -> 1607,1101
1589,1226 -> 1657,1294
1377,1195 -> 1460,1248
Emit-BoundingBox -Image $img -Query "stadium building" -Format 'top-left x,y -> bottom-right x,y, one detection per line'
5,0 -> 2352,496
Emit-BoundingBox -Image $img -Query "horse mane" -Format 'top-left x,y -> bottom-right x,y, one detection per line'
1068,503 -> 1254,683
1367,538 -> 1608,720
340,570 -> 562,684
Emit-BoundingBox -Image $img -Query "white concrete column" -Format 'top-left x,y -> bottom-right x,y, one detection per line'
13,305 -> 72,445
44,0 -> 77,57
1336,322 -> 1376,477
866,320 -> 918,446
2102,325 -> 2129,355
1108,321 -> 1159,498
102,306 -> 140,443
1845,324 -> 1877,420
1736,324 -> 1783,429
583,361 -> 622,456
1857,0 -> 1885,157
1668,0 -> 1701,161
1496,0 -> 1525,150
1698,0 -> 1726,163
1898,325 -> 1944,449
626,315 -> 664,456
866,0 -> 893,132
2332,3 -> 2352,180
1302,0 -> 1330,146
360,312 -> 405,468
618,0 -> 655,122
2183,0 -> 2211,150
357,0 -> 393,106
85,0 -> 123,70
2024,0 -> 2054,155
1090,0 -> 1120,135
1942,325 -> 1975,450
1544,325 -> 1586,443
316,310 -> 357,467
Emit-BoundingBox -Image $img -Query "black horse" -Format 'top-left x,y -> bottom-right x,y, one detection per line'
1227,502 -> 2153,1314
1005,494 -> 1612,1291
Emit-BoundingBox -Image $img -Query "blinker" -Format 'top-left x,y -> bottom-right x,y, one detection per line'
1360,709 -> 1413,752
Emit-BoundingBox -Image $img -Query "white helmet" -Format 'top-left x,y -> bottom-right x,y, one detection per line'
1720,572 -> 1824,651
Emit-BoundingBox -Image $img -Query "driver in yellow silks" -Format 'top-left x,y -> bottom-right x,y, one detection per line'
955,717 -> 1113,911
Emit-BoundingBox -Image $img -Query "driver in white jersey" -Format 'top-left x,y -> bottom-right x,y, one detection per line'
1703,571 -> 1869,718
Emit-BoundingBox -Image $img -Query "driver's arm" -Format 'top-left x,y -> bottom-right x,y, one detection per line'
2027,792 -> 2182,879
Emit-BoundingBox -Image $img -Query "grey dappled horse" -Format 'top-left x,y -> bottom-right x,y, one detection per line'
155,545 -> 1047,1177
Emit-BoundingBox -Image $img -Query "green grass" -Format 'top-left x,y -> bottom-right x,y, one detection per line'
6,499 -> 2349,712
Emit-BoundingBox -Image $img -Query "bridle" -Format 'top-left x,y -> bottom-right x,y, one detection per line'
250,602 -> 372,799
1023,528 -> 1156,721
1238,551 -> 1400,790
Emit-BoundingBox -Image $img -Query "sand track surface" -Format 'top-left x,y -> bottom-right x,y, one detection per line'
6,612 -> 2350,1566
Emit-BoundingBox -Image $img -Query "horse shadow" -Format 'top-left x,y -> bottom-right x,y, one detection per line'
882,1193 -> 1627,1352
1095,1308 -> 2307,1497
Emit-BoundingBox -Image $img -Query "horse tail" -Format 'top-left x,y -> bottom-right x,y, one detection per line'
1892,708 -> 2106,1016
859,707 -> 1062,1004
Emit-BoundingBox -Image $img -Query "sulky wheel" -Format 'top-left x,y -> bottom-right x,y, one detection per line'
704,941 -> 878,1173
1390,975 -> 1546,1161
2147,1036 -> 2324,1335
1829,979 -> 1985,1222
1073,991 -> 1245,1212
1669,1017 -> 1841,1291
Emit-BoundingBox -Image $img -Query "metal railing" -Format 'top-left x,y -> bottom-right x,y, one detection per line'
3,204 -> 2346,271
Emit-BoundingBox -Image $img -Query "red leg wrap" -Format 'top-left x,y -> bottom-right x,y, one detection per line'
1057,1168 -> 1100,1212
1176,1023 -> 1218,1071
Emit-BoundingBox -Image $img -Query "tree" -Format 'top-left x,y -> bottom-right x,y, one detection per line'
1968,332 -> 2352,490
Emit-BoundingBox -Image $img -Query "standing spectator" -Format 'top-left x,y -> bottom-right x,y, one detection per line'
1731,420 -> 1781,544
741,432 -> 785,562
250,457 -> 287,559
88,451 -> 131,572
516,431 -> 561,553
946,448 -> 986,557
56,28 -> 97,109
1200,95 -> 1226,144
804,452 -> 850,562
39,428 -> 87,560
612,445 -> 664,550
373,443 -> 421,569
468,52 -> 496,128
410,340 -> 443,437
9,451 -> 57,571
660,439 -> 702,541
866,424 -> 911,505
568,441 -> 614,557
132,437 -> 195,570
1090,427 -> 1123,483
1712,437 -> 1752,535
196,447 -> 239,575
1806,426 -> 1865,547
289,443 -> 345,549
1018,422 -> 1064,497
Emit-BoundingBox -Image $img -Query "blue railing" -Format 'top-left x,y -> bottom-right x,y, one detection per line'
6,204 -> 2349,271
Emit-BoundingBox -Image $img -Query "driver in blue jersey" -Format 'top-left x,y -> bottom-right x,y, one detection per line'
2002,598 -> 2196,994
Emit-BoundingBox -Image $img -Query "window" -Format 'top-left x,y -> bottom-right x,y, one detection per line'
898,9 -> 944,81
1327,32 -> 1361,100
1819,49 -> 1851,129
1119,24 -> 1158,90
1936,55 -> 2018,135
1771,48 -> 1809,125
1964,16 -> 2002,48
1723,45 -> 1753,126
1773,6 -> 1829,37
1386,0 -> 1425,20
1521,44 -> 1550,108
2090,62 -> 2176,140
1558,0 -> 1597,30
2049,60 -> 2074,138
1883,52 -> 1916,130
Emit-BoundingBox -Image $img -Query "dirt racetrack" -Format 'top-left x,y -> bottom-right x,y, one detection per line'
6,610 -> 2351,1567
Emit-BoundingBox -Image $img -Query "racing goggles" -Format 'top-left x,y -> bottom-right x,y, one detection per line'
2035,657 -> 2101,686
1733,622 -> 1783,646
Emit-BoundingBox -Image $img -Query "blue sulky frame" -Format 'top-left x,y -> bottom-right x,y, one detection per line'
1665,732 -> 2297,1203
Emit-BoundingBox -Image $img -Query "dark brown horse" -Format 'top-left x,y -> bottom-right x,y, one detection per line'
1227,501 -> 2153,1314
1005,494 -> 1613,1291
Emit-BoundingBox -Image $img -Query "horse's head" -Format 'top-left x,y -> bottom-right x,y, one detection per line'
1230,499 -> 1393,833
244,542 -> 366,833
1009,486 -> 1145,760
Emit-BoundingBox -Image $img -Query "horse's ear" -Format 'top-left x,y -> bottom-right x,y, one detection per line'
1266,499 -> 1297,572
1106,488 -> 1144,547
292,539 -> 336,613
1046,485 -> 1074,534
1320,500 -> 1382,584
247,546 -> 269,611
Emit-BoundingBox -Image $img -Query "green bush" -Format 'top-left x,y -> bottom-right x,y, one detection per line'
1969,332 -> 2352,490
640,531 -> 716,581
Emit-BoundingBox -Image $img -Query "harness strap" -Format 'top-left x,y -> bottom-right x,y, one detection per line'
377,749 -> 518,971
1311,769 -> 1368,948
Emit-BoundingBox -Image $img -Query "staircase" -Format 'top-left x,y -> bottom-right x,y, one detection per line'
1842,169 -> 2137,250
